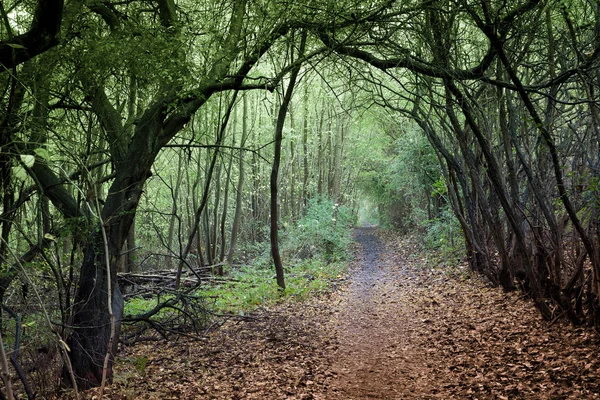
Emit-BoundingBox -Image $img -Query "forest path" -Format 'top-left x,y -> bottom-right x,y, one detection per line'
327,227 -> 444,398
327,227 -> 600,399
83,228 -> 600,399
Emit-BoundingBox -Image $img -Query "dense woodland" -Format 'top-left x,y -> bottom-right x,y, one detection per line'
0,0 -> 599,397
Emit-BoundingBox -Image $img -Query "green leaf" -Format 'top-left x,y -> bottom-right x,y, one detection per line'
44,233 -> 56,241
20,154 -> 35,168
34,147 -> 50,161
7,43 -> 25,49
12,165 -> 27,181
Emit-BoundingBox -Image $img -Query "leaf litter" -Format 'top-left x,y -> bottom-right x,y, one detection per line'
71,228 -> 600,399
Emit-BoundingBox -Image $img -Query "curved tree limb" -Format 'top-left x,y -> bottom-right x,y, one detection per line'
0,0 -> 64,70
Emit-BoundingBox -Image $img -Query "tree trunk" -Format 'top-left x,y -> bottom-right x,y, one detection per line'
271,32 -> 306,290
227,93 -> 249,264
167,151 -> 184,270
219,116 -> 237,268
302,85 -> 310,208
67,165 -> 145,387
40,0 -> 256,386
317,99 -> 325,197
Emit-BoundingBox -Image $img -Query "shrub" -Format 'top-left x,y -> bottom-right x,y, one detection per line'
421,208 -> 464,264
285,197 -> 355,262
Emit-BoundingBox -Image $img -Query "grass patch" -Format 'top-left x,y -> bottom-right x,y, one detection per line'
199,258 -> 347,314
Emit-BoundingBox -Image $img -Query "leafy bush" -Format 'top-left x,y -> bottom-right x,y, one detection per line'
422,208 -> 464,264
121,197 -> 355,331
284,197 -> 355,262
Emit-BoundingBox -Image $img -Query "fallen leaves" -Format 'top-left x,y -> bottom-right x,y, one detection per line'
64,228 -> 600,399
330,228 -> 600,399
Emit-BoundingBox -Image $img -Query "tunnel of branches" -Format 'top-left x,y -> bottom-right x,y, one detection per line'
0,0 -> 600,392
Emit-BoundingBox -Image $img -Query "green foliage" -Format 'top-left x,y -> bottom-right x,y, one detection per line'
431,178 -> 447,197
200,258 -> 346,314
421,208 -> 464,264
122,292 -> 206,325
124,296 -> 168,318
123,248 -> 349,323
356,199 -> 379,226
351,108 -> 445,232
284,197 -> 355,262
133,356 -> 149,375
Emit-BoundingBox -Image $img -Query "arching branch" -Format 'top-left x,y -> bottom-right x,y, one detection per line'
0,0 -> 64,70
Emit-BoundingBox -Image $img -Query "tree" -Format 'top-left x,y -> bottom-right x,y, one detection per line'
2,0 -> 600,396
316,0 -> 600,323
18,0 -> 298,387
271,32 -> 307,290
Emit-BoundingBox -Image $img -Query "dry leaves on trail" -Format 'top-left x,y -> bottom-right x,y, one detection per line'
70,229 -> 600,399
375,231 -> 600,399
411,279 -> 600,399
70,296 -> 343,400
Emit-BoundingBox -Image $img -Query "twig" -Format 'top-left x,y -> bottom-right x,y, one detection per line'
98,198 -> 116,398
0,330 -> 13,400
1,305 -> 34,399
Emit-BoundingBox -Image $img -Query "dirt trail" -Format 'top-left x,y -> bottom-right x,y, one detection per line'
78,228 -> 600,399
329,227 -> 446,399
328,227 -> 600,399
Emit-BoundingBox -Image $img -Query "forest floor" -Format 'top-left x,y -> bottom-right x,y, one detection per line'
79,228 -> 600,399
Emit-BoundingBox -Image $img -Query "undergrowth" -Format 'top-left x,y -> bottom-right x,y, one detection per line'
124,197 -> 355,323
199,259 -> 347,314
